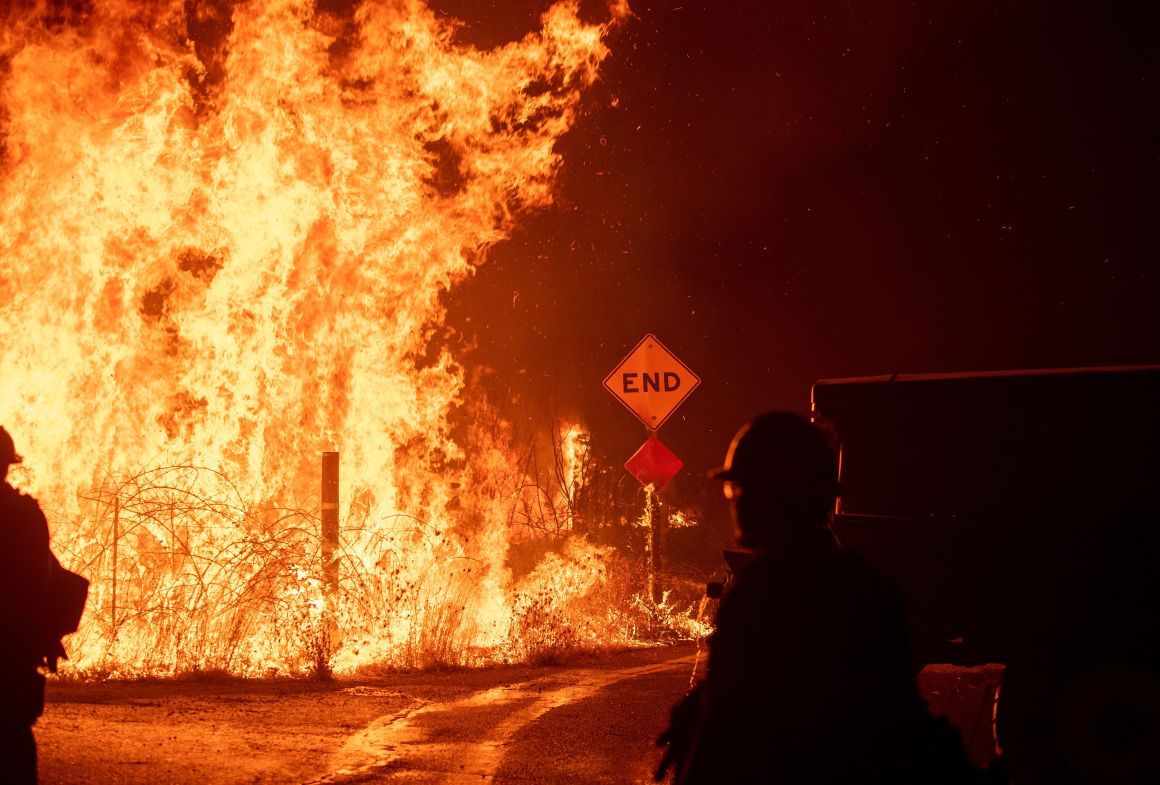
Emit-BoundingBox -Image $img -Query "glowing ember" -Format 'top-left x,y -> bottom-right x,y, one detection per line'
0,0 -> 635,675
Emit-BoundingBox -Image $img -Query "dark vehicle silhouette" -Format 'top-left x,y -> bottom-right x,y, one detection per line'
811,365 -> 1160,785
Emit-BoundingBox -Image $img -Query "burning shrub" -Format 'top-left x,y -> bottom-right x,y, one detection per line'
508,537 -> 626,664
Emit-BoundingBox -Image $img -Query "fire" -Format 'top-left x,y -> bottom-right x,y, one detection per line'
559,422 -> 589,527
0,0 -> 634,675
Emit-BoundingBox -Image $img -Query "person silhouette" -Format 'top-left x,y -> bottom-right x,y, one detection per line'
0,426 -> 52,783
0,424 -> 91,785
656,411 -> 983,784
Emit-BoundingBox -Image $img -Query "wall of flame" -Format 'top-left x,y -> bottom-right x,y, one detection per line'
0,0 -> 629,675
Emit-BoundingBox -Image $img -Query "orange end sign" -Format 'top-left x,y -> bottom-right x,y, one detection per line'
604,334 -> 700,430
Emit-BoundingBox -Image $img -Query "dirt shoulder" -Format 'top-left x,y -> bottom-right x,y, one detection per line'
36,647 -> 998,784
37,644 -> 698,785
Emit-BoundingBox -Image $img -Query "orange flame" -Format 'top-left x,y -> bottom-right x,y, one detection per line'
0,0 -> 628,675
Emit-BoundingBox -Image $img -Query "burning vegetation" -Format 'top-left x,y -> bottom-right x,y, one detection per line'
0,0 -> 710,678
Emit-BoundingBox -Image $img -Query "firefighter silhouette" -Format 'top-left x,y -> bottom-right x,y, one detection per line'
0,426 -> 88,784
656,411 -> 983,784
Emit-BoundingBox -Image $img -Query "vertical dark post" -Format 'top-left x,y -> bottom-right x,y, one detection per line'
321,451 -> 340,597
642,483 -> 665,605
317,451 -> 341,677
649,490 -> 665,604
111,496 -> 119,638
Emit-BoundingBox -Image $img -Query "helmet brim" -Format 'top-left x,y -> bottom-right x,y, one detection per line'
708,465 -> 735,481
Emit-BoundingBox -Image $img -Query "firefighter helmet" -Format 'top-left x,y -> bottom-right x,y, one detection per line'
0,426 -> 23,465
710,411 -> 838,501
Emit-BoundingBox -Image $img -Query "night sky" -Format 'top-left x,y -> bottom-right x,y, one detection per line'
437,1 -> 1159,547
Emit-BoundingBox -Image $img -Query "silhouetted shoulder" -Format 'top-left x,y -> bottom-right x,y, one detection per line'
837,546 -> 906,603
723,544 -> 900,607
0,485 -> 52,612
0,485 -> 49,536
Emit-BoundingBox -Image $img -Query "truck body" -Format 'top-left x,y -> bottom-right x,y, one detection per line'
810,365 -> 1160,670
812,366 -> 1160,781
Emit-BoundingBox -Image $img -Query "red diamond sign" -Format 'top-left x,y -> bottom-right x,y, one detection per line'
625,434 -> 684,489
604,334 -> 700,430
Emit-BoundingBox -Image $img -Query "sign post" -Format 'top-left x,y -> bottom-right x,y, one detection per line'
604,334 -> 700,602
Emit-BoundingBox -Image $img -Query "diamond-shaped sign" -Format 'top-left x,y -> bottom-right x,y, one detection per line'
625,434 -> 684,489
604,334 -> 700,430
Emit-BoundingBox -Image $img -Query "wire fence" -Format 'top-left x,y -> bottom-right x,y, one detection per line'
47,458 -> 711,679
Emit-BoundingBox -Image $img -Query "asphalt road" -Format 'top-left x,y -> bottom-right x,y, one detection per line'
35,644 -> 1001,784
